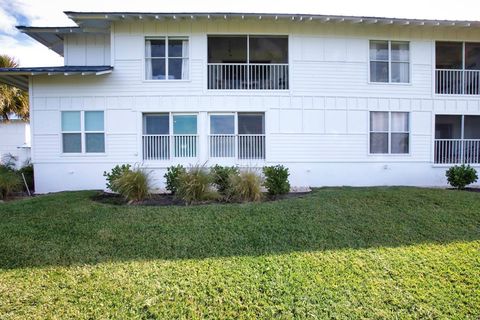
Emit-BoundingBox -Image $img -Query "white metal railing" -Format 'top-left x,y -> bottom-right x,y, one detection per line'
209,134 -> 266,159
142,134 -> 198,160
435,69 -> 480,95
434,139 -> 480,164
208,63 -> 289,90
143,134 -> 170,160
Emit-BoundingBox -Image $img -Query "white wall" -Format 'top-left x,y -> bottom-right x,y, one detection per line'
0,121 -> 31,168
30,19 -> 480,193
64,33 -> 111,66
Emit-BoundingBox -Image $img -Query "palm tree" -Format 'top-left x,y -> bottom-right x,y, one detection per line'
0,55 -> 29,121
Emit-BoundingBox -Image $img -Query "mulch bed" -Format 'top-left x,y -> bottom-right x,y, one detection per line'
91,191 -> 311,206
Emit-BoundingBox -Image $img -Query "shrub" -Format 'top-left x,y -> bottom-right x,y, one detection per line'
176,166 -> 217,205
228,170 -> 263,202
164,165 -> 186,194
18,164 -> 34,191
446,164 -> 478,190
1,153 -> 18,171
112,168 -> 151,202
103,164 -> 132,192
263,165 -> 291,196
211,165 -> 239,196
0,171 -> 22,200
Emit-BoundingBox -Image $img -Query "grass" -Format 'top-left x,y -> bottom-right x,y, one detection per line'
0,187 -> 479,319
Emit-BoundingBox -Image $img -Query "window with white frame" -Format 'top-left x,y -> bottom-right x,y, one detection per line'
61,111 -> 105,153
142,113 -> 198,160
145,37 -> 189,80
370,40 -> 410,83
209,112 -> 265,159
370,111 -> 409,154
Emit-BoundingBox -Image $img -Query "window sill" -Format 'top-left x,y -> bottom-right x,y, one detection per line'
60,153 -> 108,157
367,81 -> 412,86
142,79 -> 192,83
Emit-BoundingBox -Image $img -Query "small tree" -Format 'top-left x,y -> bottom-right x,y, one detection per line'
0,55 -> 29,121
446,165 -> 478,190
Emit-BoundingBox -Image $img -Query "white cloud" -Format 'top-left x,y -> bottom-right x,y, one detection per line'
1,0 -> 480,66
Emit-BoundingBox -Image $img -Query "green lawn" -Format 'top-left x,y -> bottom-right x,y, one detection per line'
0,188 -> 479,319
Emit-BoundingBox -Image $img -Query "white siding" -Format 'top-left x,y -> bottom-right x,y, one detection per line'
0,122 -> 31,167
30,19 -> 480,192
64,34 -> 111,66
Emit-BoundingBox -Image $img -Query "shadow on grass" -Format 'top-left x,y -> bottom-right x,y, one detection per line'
0,187 -> 479,269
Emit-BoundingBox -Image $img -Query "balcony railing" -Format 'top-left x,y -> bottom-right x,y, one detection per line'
142,134 -> 198,160
208,63 -> 288,90
209,134 -> 266,159
435,69 -> 480,95
434,139 -> 480,164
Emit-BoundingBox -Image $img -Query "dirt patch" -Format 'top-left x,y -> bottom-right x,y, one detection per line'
91,191 -> 311,207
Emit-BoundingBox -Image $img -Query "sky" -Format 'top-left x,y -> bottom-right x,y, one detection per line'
0,0 -> 479,67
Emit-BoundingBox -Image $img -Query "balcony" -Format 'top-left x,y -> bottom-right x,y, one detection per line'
435,41 -> 480,95
142,134 -> 198,160
435,69 -> 480,95
434,115 -> 480,164
207,63 -> 288,90
209,134 -> 266,159
207,35 -> 288,90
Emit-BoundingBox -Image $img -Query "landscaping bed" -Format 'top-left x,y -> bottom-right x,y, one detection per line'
91,189 -> 311,206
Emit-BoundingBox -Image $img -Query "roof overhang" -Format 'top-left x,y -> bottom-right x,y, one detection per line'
0,66 -> 113,91
17,26 -> 110,56
64,11 -> 480,28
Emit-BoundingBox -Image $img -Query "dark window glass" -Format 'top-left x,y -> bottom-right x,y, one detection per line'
149,40 -> 165,57
391,133 -> 409,154
208,36 -> 247,63
145,114 -> 169,134
249,36 -> 288,63
465,43 -> 480,70
86,133 -> 105,153
238,113 -> 265,134
370,133 -> 388,154
436,42 -> 463,69
150,59 -> 166,79
63,133 -> 81,153
435,115 -> 462,139
464,115 -> 480,139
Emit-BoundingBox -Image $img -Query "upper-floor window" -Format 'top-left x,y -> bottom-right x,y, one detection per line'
370,40 -> 410,83
370,111 -> 409,154
145,37 -> 189,80
435,42 -> 480,95
61,111 -> 105,153
207,35 -> 289,90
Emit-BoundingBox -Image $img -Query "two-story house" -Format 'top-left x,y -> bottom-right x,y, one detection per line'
1,11 -> 480,193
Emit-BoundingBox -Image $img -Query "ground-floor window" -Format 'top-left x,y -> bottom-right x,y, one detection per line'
61,111 -> 105,154
142,113 -> 198,160
142,112 -> 265,161
369,111 -> 409,154
209,112 -> 265,159
434,114 -> 480,164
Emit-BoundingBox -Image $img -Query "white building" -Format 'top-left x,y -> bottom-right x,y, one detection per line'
0,120 -> 31,168
1,11 -> 480,193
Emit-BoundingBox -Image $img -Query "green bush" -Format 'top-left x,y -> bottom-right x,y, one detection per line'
164,165 -> 186,194
18,164 -> 34,191
0,171 -> 22,200
228,170 -> 263,202
1,153 -> 18,171
211,165 -> 239,196
176,166 -> 217,205
112,168 -> 151,202
263,165 -> 290,196
446,164 -> 478,190
103,164 -> 132,193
